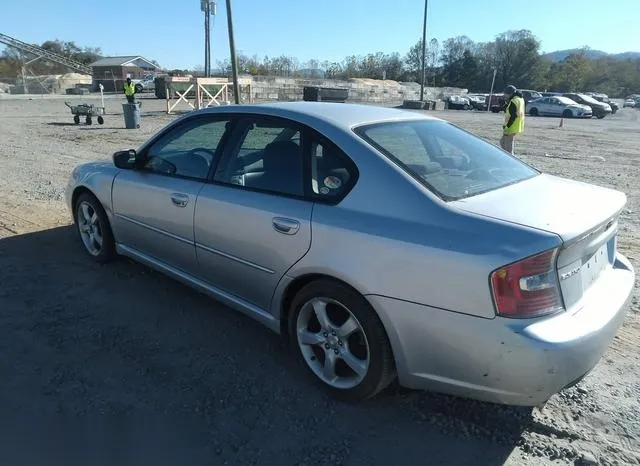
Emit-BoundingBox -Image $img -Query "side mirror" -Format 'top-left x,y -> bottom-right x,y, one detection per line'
113,149 -> 138,169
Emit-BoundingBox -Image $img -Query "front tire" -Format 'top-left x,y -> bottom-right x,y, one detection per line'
597,113 -> 606,119
562,109 -> 573,118
74,193 -> 116,263
529,107 -> 539,116
289,280 -> 396,401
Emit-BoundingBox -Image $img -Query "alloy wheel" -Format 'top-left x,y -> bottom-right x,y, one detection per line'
77,201 -> 104,256
296,297 -> 370,389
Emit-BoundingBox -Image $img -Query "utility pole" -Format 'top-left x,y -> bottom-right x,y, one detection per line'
226,0 -> 240,104
202,0 -> 216,77
487,68 -> 497,113
419,0 -> 428,102
204,0 -> 210,76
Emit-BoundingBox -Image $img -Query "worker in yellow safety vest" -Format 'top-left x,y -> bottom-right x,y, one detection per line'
500,84 -> 525,154
123,77 -> 136,103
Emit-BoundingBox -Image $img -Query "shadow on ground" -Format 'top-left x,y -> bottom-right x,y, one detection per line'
47,122 -> 79,127
0,226 -> 533,465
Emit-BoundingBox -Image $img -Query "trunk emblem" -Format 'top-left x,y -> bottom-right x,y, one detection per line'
560,266 -> 581,280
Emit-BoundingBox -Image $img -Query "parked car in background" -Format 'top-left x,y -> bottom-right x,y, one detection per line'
445,95 -> 471,110
528,96 -> 592,118
520,89 -> 543,106
541,92 -> 563,98
487,94 -> 506,113
487,90 -> 542,113
65,102 -> 634,405
623,98 -> 636,108
467,94 -> 488,111
132,76 -> 156,93
590,94 -> 619,114
563,93 -> 612,119
625,95 -> 640,108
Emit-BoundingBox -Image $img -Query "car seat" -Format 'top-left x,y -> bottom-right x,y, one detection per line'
243,140 -> 303,195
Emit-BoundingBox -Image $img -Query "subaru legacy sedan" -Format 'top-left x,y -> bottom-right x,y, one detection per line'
66,102 -> 634,405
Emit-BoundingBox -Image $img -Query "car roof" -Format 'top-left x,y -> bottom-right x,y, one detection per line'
195,102 -> 439,128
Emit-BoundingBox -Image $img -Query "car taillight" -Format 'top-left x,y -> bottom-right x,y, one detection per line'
490,248 -> 564,318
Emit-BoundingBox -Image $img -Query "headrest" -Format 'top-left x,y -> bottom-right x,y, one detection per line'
263,140 -> 300,171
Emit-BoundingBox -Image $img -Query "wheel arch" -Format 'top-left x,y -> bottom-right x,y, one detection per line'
71,185 -> 98,219
278,273 -> 370,338
276,272 -> 399,374
68,164 -> 119,225
70,183 -> 116,237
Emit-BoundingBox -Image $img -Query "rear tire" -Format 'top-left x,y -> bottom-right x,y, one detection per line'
73,115 -> 80,124
529,107 -> 539,116
97,116 -> 104,125
289,279 -> 396,401
74,193 -> 116,264
597,114 -> 606,119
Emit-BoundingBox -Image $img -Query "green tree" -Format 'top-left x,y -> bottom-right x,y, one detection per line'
493,30 -> 542,90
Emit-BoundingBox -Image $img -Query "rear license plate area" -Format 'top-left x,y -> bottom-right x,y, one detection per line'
581,243 -> 609,291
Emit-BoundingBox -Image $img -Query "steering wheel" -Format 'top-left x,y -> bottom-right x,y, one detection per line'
188,147 -> 216,159
146,157 -> 177,175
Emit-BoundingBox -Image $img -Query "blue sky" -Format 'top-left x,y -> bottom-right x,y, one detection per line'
2,0 -> 638,70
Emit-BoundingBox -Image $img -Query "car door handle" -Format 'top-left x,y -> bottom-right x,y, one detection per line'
272,217 -> 300,235
170,193 -> 189,208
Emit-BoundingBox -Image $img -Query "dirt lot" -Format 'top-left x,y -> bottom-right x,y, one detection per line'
0,94 -> 639,466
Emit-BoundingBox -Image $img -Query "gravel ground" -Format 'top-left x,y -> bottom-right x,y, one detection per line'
0,94 -> 639,466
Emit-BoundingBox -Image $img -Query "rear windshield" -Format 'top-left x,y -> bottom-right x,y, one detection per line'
354,120 -> 538,201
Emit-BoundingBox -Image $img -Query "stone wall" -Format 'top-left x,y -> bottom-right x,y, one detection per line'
249,76 -> 467,105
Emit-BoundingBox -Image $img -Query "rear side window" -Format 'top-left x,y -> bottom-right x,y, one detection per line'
310,139 -> 355,201
354,120 -> 538,201
214,118 -> 304,197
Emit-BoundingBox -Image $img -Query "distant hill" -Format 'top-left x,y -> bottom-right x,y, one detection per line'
543,49 -> 640,62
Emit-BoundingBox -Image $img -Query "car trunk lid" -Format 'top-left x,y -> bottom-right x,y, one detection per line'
451,174 -> 626,309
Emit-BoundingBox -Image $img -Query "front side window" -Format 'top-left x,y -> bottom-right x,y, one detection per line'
214,118 -> 304,197
354,120 -> 538,201
144,118 -> 231,180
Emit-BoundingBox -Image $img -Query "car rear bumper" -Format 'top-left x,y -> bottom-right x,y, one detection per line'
367,253 -> 634,406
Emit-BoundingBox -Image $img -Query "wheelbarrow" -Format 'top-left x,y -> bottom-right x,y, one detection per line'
65,101 -> 105,125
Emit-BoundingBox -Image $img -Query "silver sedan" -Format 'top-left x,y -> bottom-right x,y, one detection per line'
528,96 -> 593,118
66,102 -> 635,405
